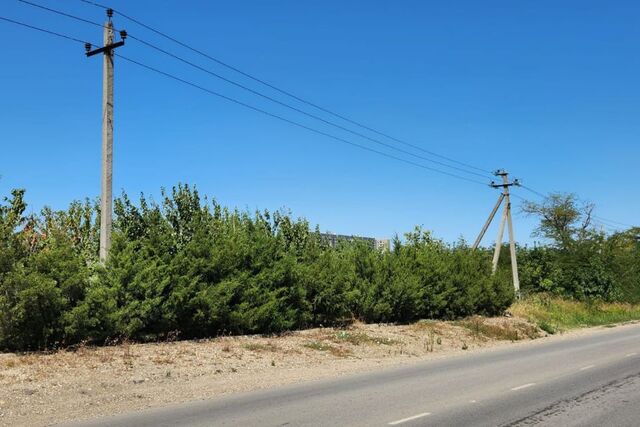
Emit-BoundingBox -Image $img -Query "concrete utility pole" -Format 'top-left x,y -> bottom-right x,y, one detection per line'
473,170 -> 521,297
85,9 -> 126,263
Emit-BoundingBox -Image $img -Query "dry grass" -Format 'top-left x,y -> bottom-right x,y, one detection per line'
243,342 -> 280,352
455,316 -> 540,341
302,340 -> 353,357
332,330 -> 398,346
0,317 -> 547,427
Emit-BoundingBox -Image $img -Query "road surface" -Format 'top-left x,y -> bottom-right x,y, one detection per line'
67,323 -> 640,427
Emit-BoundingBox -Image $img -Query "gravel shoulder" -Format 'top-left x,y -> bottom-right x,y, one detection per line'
0,316 -> 625,427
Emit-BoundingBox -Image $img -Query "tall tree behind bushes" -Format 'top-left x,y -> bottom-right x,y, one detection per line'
518,193 -> 636,300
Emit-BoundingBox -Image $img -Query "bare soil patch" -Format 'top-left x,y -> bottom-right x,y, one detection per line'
0,316 -> 542,426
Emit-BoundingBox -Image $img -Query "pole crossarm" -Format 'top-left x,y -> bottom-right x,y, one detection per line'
85,39 -> 125,57
489,169 -> 520,190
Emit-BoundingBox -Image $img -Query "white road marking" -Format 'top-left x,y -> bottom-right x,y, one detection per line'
580,364 -> 595,371
511,383 -> 536,391
469,400 -> 477,403
626,352 -> 637,357
388,412 -> 432,425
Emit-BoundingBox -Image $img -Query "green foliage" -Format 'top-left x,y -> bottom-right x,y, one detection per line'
513,294 -> 640,332
1,185 -> 637,352
0,190 -> 95,350
517,193 -> 637,302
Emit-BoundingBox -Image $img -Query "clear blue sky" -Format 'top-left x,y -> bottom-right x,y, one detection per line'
1,0 -> 638,245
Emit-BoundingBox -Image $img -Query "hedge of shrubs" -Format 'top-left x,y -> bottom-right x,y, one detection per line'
1,185 -> 637,351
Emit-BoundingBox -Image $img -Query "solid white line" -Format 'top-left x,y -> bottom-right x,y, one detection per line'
511,383 -> 536,391
389,412 -> 432,425
580,364 -> 595,371
626,352 -> 637,357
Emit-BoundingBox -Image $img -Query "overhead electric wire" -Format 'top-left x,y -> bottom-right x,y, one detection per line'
77,0 -> 493,176
20,0 -> 493,179
115,54 -> 489,187
591,220 -> 624,233
126,36 -> 492,180
7,3 -> 635,229
593,215 -> 636,229
518,184 -> 546,199
514,186 -> 635,231
4,5 -> 490,188
17,0 -> 104,29
0,15 -> 88,44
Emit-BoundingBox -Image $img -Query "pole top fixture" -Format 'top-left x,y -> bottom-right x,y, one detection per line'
106,8 -> 114,19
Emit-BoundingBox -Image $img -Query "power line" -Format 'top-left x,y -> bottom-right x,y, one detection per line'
126,35 -> 492,180
17,0 -> 103,28
593,216 -> 636,229
0,15 -> 88,44
512,189 -> 634,231
77,0 -> 494,176
8,4 -> 634,231
591,219 -> 625,233
518,185 -> 636,229
2,8 -> 489,188
509,193 -> 527,202
21,0 -> 492,179
115,54 -> 490,187
518,184 -> 546,199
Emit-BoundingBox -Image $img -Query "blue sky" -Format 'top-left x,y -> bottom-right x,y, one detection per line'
1,0 -> 638,245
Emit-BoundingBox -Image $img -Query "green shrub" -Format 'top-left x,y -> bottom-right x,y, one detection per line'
2,185 -> 637,352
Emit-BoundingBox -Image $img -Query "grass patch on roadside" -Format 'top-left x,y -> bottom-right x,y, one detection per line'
511,295 -> 640,334
455,316 -> 539,341
333,331 -> 397,346
303,341 -> 352,357
243,342 -> 280,353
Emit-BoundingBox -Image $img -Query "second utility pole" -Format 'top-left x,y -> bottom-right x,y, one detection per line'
85,9 -> 126,263
473,170 -> 521,297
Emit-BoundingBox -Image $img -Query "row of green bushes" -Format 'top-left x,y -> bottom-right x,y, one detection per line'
0,185 -> 638,351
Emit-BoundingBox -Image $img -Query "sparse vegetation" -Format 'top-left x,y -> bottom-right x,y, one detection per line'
333,331 -> 397,346
244,342 -> 280,352
303,341 -> 331,351
303,340 -> 351,357
512,295 -> 640,333
455,316 -> 539,341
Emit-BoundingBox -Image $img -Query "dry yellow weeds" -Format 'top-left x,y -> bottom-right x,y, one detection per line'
0,316 -> 542,427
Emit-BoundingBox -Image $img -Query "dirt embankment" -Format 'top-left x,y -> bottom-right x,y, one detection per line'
0,316 -> 542,427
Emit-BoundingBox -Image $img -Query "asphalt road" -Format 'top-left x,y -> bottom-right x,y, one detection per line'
68,323 -> 640,427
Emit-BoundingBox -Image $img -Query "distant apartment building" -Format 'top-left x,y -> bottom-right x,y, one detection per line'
320,233 -> 390,251
375,238 -> 391,252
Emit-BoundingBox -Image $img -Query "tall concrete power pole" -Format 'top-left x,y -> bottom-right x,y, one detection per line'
472,170 -> 521,297
85,9 -> 126,263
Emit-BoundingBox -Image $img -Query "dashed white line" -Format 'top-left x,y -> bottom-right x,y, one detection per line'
511,383 -> 536,391
388,412 -> 432,425
580,364 -> 595,371
626,352 -> 637,357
